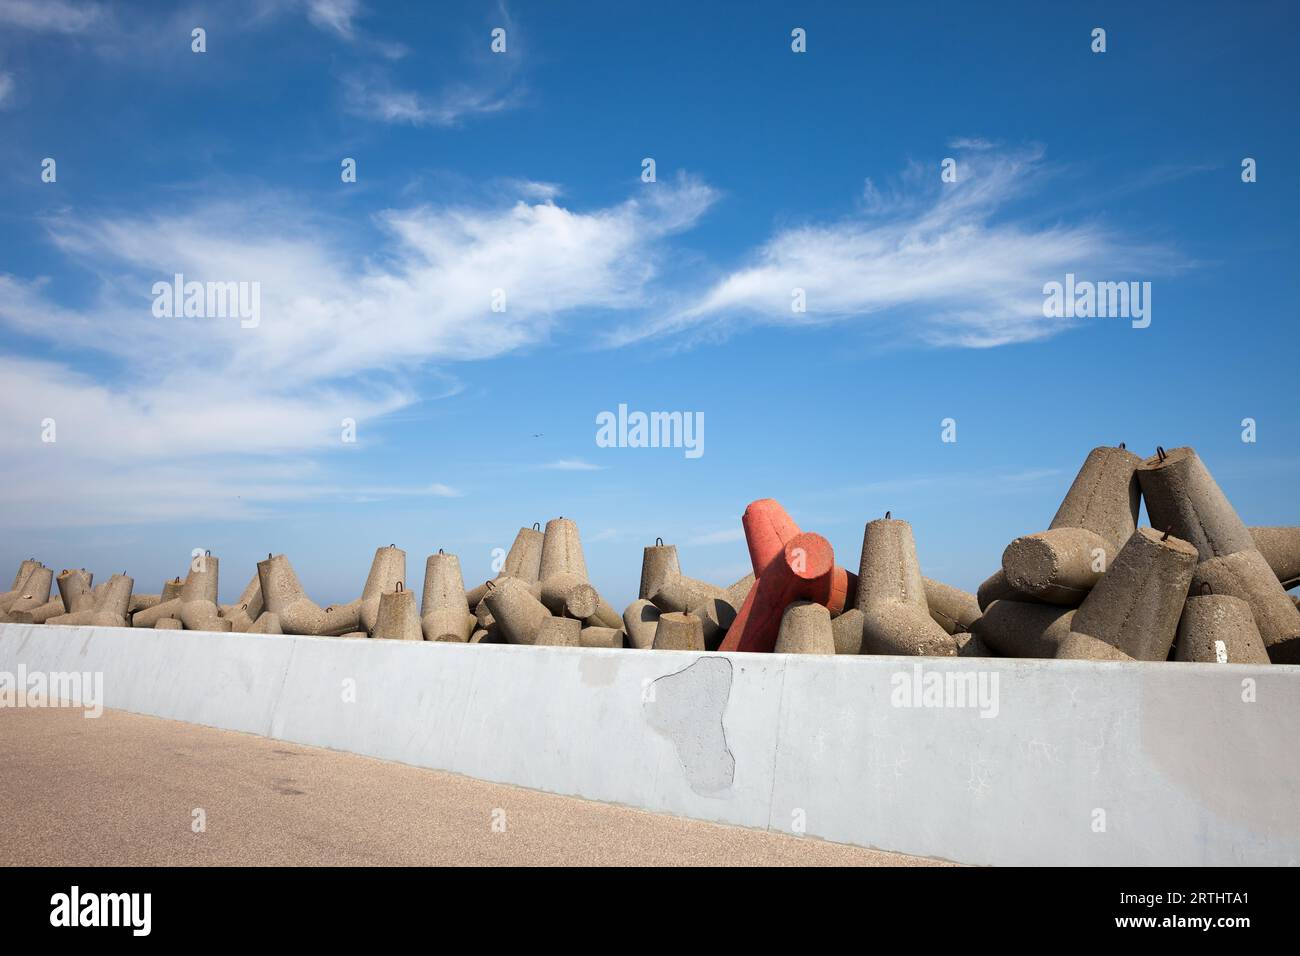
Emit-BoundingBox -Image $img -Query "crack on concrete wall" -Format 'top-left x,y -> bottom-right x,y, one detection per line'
643,656 -> 735,795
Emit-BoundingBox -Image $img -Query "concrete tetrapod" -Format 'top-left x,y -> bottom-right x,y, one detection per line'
739,499 -> 855,613
1175,588 -> 1269,664
535,515 -> 595,621
360,545 -> 405,631
1139,447 -> 1300,662
130,556 -> 223,630
922,577 -> 981,634
579,625 -> 625,648
726,572 -> 756,611
1137,446 -> 1255,557
0,560 -> 41,611
693,597 -> 737,652
953,629 -> 994,658
652,611 -> 705,651
648,573 -> 729,614
57,569 -> 94,615
177,555 -> 227,632
219,572 -> 265,633
831,608 -> 865,654
855,516 -> 956,657
774,601 -> 835,654
719,532 -> 836,654
318,545 -> 404,636
483,577 -> 551,646
246,612 -> 283,634
420,551 -> 474,642
976,570 -> 1020,611
1189,551 -> 1300,662
1001,528 -> 1110,606
622,598 -> 661,649
639,538 -> 681,601
8,597 -> 66,625
255,554 -> 330,635
564,582 -> 623,630
971,601 -> 1076,659
1250,526 -> 1300,590
372,584 -> 422,641
4,566 -> 52,615
1049,444 -> 1143,549
1068,527 -> 1198,661
743,498 -> 803,573
129,593 -> 161,616
1002,444 -> 1141,606
537,517 -> 594,619
466,524 -> 545,607
539,517 -> 589,582
535,616 -> 581,647
7,559 -> 39,591
1055,632 -> 1133,661
50,573 -> 134,627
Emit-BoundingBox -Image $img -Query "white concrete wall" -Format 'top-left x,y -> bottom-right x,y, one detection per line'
2,622 -> 1296,865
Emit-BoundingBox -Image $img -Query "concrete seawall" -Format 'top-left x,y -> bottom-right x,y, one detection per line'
2,622 -> 1296,866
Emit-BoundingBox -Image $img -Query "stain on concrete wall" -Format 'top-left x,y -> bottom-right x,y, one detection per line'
644,656 -> 735,794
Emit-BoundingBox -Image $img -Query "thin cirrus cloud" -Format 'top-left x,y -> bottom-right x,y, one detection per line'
342,70 -> 518,126
0,177 -> 717,526
0,147 -> 1183,528
539,459 -> 607,472
0,0 -> 106,33
607,146 -> 1184,350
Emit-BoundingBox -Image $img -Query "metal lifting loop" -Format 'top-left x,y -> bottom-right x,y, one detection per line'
655,537 -> 664,547
1156,446 -> 1167,462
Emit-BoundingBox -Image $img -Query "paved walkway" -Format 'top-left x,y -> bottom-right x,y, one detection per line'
0,706 -> 945,866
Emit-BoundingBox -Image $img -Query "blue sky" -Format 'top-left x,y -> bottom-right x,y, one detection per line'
1,0 -> 1297,608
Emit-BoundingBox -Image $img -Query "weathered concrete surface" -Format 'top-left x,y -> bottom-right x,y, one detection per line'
774,601 -> 835,654
922,578 -> 980,635
1251,526 -> 1300,590
2,622 -> 1295,866
1002,527 -> 1108,606
639,540 -> 681,601
1070,528 -> 1198,661
973,600 -> 1075,659
1175,593 -> 1269,664
1048,444 -> 1142,553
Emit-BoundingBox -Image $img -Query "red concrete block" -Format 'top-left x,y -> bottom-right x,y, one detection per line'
719,532 -> 835,653
740,498 -> 856,615
742,499 -> 802,574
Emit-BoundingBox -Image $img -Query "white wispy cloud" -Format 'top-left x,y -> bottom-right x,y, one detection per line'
608,146 -> 1183,350
303,0 -> 363,39
0,178 -> 715,526
0,0 -> 105,33
0,71 -> 13,108
539,459 -> 607,472
342,70 -> 518,126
